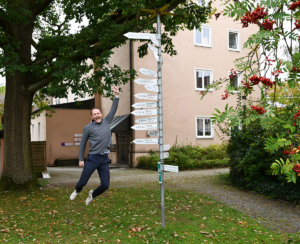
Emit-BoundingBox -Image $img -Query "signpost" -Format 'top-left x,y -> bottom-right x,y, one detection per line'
131,109 -> 157,116
136,117 -> 158,123
163,152 -> 169,159
131,124 -> 158,130
134,93 -> 157,100
134,78 -> 157,85
147,131 -> 159,137
148,43 -> 158,54
163,144 -> 170,151
139,68 -> 157,77
124,32 -> 156,39
144,85 -> 159,92
164,165 -> 179,173
132,102 -> 158,108
132,138 -> 158,144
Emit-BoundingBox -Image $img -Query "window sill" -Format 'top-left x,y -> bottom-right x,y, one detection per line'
194,44 -> 212,48
196,136 -> 214,139
195,89 -> 213,92
228,48 -> 240,52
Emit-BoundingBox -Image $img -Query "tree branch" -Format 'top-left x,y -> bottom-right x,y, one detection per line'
31,53 -> 57,66
31,0 -> 55,18
31,38 -> 39,50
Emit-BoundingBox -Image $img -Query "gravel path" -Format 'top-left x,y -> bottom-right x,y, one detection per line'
46,166 -> 300,234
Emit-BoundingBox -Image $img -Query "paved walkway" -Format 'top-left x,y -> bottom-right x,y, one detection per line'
46,166 -> 300,234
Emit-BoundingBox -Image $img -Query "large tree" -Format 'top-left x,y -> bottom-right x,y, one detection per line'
0,0 -> 210,189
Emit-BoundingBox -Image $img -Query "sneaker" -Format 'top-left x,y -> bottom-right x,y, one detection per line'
70,190 -> 79,200
86,190 -> 94,206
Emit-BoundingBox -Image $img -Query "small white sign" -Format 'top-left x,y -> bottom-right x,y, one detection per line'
124,32 -> 156,40
74,142 -> 80,146
148,43 -> 158,54
134,93 -> 157,100
131,124 -> 158,130
132,102 -> 157,109
131,109 -> 157,116
61,143 -> 73,146
151,36 -> 159,46
154,52 -> 163,63
147,131 -> 159,137
136,117 -> 158,123
163,144 -> 171,151
132,138 -> 158,144
163,152 -> 169,159
164,164 -> 179,173
74,138 -> 81,142
139,68 -> 157,78
144,85 -> 158,92
74,134 -> 83,137
134,78 -> 157,85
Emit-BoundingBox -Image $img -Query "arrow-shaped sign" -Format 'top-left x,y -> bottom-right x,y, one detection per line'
134,78 -> 157,86
163,144 -> 171,151
151,36 -> 159,46
153,52 -> 163,63
124,32 -> 156,40
147,131 -> 159,137
132,102 -> 158,109
131,109 -> 157,116
134,93 -> 157,100
132,138 -> 158,144
148,43 -> 158,54
164,164 -> 178,172
144,85 -> 158,92
136,117 -> 158,123
163,152 -> 169,159
131,124 -> 158,130
139,68 -> 157,77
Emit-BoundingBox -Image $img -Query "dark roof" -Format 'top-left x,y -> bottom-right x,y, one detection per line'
110,114 -> 131,132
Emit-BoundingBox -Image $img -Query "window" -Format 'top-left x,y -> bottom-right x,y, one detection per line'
38,122 -> 41,141
65,97 -> 68,103
195,68 -> 213,91
31,124 -> 34,141
228,71 -> 241,91
194,25 -> 212,47
196,117 -> 214,138
53,98 -> 60,105
228,30 -> 240,51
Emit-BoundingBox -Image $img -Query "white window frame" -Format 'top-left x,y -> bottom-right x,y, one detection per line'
38,122 -> 41,141
228,29 -> 240,52
31,124 -> 34,141
195,68 -> 213,91
73,94 -> 78,101
65,97 -> 68,103
228,71 -> 241,93
54,98 -> 60,105
196,116 -> 214,139
194,25 -> 212,48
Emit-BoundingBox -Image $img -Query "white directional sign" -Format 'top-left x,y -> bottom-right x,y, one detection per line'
134,93 -> 157,100
151,36 -> 159,46
164,164 -> 179,173
144,85 -> 158,92
131,109 -> 157,116
163,152 -> 169,159
132,138 -> 158,144
163,144 -> 171,151
134,78 -> 157,86
139,68 -> 157,77
153,52 -> 163,63
132,102 -> 158,109
124,32 -> 156,40
147,131 -> 159,137
131,124 -> 158,130
148,43 -> 158,54
136,117 -> 158,123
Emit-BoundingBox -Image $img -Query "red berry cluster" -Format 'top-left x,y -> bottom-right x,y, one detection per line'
288,1 -> 300,11
264,56 -> 275,65
291,66 -> 300,72
241,6 -> 268,28
293,164 -> 300,173
262,19 -> 276,31
241,81 -> 253,90
292,110 -> 300,127
248,75 -> 275,88
229,68 -> 237,80
283,146 -> 299,155
272,69 -> 284,77
221,90 -> 229,100
294,20 -> 300,30
251,105 -> 267,114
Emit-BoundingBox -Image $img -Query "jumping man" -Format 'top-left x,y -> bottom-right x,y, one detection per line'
70,85 -> 120,205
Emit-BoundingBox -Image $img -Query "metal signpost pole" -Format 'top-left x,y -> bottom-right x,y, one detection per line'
157,12 -> 165,228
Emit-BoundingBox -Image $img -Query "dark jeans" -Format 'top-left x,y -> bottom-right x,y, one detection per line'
75,153 -> 110,198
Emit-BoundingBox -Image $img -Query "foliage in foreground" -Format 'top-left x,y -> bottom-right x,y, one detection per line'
136,143 -> 229,170
0,187 -> 294,243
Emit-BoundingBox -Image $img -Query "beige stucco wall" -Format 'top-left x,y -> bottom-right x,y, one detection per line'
45,109 -> 91,165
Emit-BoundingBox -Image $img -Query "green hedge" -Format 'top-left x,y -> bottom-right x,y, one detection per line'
136,143 -> 230,170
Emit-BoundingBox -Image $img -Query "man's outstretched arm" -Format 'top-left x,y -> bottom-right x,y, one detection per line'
106,86 -> 120,123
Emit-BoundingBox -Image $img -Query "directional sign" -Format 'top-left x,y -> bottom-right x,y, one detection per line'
147,131 -> 159,137
164,164 -> 179,173
131,109 -> 157,116
151,36 -> 159,46
139,68 -> 157,77
153,52 -> 163,63
158,162 -> 162,184
148,43 -> 158,54
136,117 -> 158,123
144,85 -> 158,92
132,138 -> 158,144
163,152 -> 169,159
134,93 -> 157,100
124,32 -> 156,40
131,124 -> 158,130
134,78 -> 157,85
163,144 -> 171,151
132,102 -> 158,109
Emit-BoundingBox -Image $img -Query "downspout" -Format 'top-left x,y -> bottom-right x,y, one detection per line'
129,39 -> 133,168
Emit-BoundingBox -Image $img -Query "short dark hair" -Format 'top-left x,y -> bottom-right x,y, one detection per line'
90,107 -> 101,115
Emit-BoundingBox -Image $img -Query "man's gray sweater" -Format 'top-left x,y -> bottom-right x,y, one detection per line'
79,98 -> 119,161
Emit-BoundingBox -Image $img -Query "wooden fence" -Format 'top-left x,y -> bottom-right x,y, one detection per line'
31,141 -> 47,177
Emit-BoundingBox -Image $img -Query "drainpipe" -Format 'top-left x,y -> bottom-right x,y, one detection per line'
129,39 -> 133,168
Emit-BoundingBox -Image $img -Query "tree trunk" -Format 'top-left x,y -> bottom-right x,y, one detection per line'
0,72 -> 36,189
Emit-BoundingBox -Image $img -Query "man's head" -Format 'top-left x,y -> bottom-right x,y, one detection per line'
90,107 -> 103,123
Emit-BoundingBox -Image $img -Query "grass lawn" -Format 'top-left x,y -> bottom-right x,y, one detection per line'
0,185 -> 298,243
